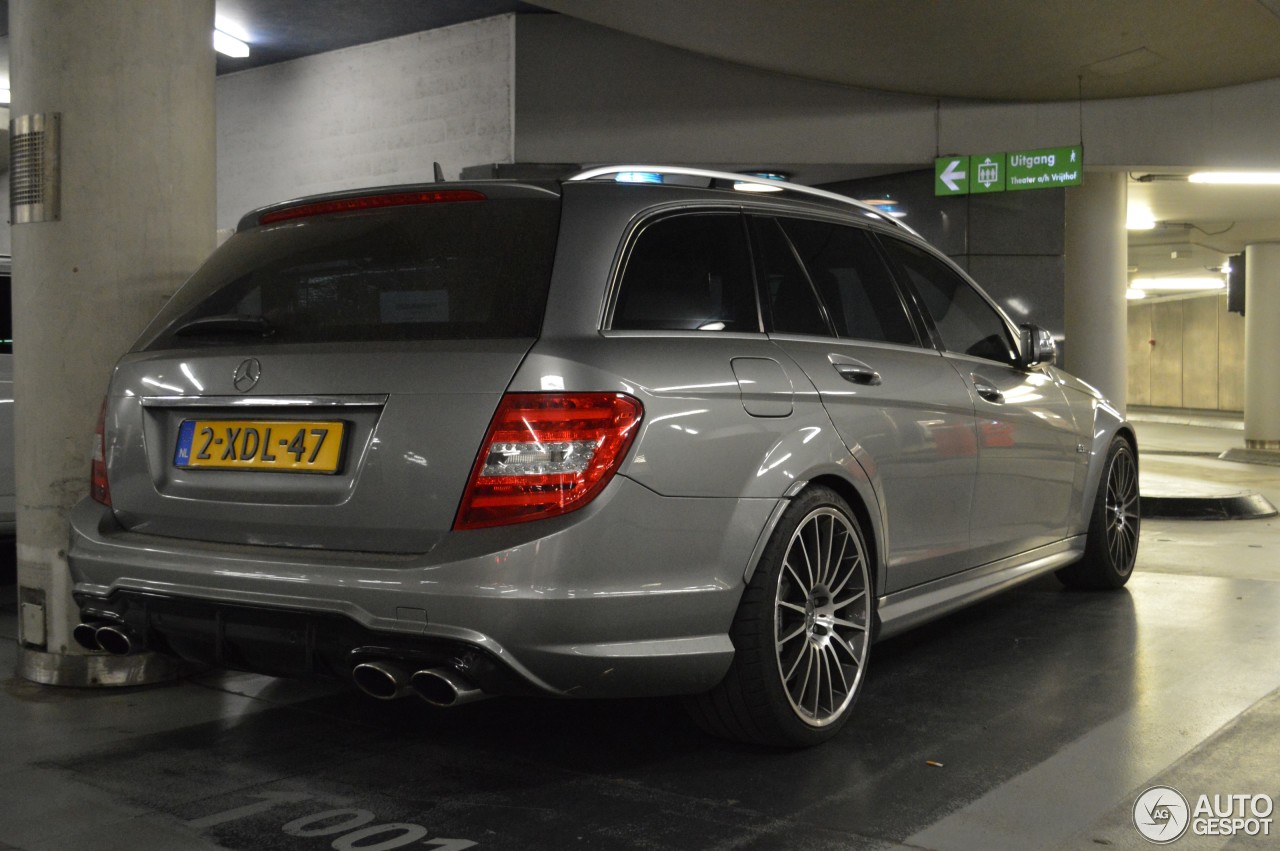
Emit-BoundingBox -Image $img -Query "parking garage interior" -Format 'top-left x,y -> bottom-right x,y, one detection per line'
3,2 -> 1280,849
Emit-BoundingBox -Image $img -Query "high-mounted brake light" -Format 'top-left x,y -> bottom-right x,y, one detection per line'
259,189 -> 486,225
91,398 -> 111,506
454,393 -> 644,530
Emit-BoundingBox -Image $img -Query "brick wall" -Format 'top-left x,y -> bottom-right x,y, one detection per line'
216,15 -> 514,230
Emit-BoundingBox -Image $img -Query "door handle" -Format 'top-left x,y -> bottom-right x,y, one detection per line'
834,363 -> 882,386
972,376 -> 1003,403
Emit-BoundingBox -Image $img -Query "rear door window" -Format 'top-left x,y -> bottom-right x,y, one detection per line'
751,217 -> 832,337
778,218 -> 919,346
139,198 -> 560,350
881,238 -> 1018,364
611,213 -> 758,332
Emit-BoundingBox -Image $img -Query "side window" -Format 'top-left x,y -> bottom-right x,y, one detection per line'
750,217 -> 830,337
882,238 -> 1018,364
778,219 -> 918,346
611,213 -> 758,331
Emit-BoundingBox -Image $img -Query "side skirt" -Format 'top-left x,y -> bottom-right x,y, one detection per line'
876,537 -> 1086,641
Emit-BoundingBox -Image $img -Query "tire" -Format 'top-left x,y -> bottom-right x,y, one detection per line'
685,486 -> 874,747
1056,437 -> 1140,590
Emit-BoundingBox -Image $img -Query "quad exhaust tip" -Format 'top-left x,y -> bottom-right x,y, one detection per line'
352,660 -> 414,700
410,667 -> 485,708
73,622 -> 141,656
352,660 -> 488,707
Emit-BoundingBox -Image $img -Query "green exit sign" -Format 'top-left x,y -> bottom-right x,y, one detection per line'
935,145 -> 1083,195
1007,145 -> 1083,190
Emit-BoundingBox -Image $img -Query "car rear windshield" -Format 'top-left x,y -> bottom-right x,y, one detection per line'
137,197 -> 560,350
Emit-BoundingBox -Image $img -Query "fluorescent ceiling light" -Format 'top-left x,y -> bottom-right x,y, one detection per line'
1187,171 -> 1280,185
1125,288 -> 1147,300
614,172 -> 663,184
214,29 -> 250,58
734,172 -> 787,193
1126,206 -> 1156,230
215,16 -> 251,41
1130,276 -> 1226,291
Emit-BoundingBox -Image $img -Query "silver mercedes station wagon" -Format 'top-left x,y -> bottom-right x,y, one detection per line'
69,166 -> 1139,747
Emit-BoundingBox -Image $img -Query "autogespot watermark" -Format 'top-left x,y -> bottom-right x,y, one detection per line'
1133,785 -> 1275,843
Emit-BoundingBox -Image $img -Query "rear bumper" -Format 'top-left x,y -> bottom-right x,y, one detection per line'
68,477 -> 777,698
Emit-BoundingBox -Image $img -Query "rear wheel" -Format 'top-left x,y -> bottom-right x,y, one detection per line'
1057,437 -> 1140,590
686,486 -> 873,747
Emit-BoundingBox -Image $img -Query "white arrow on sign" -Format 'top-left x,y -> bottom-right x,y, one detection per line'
940,159 -> 967,192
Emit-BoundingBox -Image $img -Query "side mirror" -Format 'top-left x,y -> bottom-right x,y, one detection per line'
1019,324 -> 1057,368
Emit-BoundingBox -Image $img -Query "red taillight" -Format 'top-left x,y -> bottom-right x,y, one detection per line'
91,398 -> 111,506
258,189 -> 486,225
454,393 -> 644,530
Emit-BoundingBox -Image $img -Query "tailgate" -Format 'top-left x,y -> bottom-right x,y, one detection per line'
104,342 -> 531,552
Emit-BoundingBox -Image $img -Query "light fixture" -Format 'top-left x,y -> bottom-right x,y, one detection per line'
1130,276 -> 1226,291
214,16 -> 251,58
0,88 -> 9,106
859,197 -> 908,218
734,172 -> 788,193
1188,171 -> 1280,185
1126,206 -> 1156,230
1126,288 -> 1147,300
614,172 -> 663,184
214,29 -> 250,57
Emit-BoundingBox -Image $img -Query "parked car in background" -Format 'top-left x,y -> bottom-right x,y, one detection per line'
67,167 -> 1139,746
0,255 -> 14,537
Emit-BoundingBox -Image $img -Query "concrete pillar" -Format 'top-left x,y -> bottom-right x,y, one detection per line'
1063,171 -> 1128,411
1244,243 -> 1280,449
11,0 -> 216,685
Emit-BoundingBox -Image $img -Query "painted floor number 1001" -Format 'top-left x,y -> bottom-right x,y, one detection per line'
187,791 -> 478,850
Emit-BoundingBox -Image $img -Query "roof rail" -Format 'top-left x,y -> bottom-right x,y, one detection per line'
568,165 -> 919,236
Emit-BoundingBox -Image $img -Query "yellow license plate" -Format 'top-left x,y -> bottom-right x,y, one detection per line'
175,419 -> 346,473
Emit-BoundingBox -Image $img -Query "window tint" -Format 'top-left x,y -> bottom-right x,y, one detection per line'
751,218 -> 830,336
612,214 -> 757,331
882,238 -> 1017,364
139,198 -> 560,350
779,219 -> 918,346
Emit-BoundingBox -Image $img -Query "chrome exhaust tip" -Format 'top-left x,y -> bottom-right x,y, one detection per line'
352,660 -> 413,700
73,623 -> 104,651
94,625 -> 137,656
409,667 -> 486,708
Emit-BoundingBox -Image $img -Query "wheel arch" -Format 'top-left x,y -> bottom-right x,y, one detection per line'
743,466 -> 886,602
1075,409 -> 1139,533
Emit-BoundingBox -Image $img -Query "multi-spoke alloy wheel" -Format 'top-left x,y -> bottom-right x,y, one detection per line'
774,507 -> 871,727
1103,443 -> 1140,571
684,486 -> 874,747
1057,438 -> 1140,590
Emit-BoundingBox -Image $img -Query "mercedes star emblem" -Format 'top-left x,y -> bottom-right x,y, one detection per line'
232,358 -> 262,393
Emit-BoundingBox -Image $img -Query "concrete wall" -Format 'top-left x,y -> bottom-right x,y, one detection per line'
215,15 -> 515,230
1127,295 -> 1245,412
514,15 -> 1280,171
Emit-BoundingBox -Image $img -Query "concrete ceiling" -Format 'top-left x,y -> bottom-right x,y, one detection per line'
531,0 -> 1280,102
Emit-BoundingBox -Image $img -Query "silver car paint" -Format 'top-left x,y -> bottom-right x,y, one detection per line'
768,335 -> 978,592
103,340 -> 532,551
68,178 -> 1136,699
69,475 -> 773,697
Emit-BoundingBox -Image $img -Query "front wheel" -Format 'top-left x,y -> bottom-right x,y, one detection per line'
685,486 -> 874,747
1057,437 -> 1140,590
